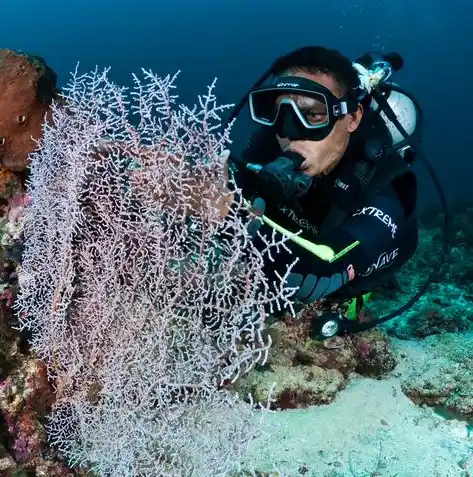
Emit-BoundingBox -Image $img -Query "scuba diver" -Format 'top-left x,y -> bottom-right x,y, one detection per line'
224,46 -> 449,340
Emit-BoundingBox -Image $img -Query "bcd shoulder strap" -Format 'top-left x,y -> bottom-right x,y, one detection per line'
318,141 -> 412,237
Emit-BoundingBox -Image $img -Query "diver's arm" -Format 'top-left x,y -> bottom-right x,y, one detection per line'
228,152 -> 260,201
229,126 -> 282,200
285,193 -> 410,303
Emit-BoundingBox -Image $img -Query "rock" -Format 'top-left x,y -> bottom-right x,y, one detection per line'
294,338 -> 358,377
0,447 -> 16,472
401,333 -> 473,419
233,308 -> 397,409
392,307 -> 469,340
0,49 -> 58,171
349,329 -> 397,378
237,364 -> 347,409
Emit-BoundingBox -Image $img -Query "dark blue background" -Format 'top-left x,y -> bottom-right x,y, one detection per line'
3,0 -> 471,209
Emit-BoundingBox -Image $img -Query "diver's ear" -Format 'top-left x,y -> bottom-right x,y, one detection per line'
347,103 -> 364,133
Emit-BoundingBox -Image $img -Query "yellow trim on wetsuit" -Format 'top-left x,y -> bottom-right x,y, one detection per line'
244,199 -> 360,263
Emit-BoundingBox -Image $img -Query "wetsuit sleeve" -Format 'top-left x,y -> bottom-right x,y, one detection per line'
285,188 -> 411,303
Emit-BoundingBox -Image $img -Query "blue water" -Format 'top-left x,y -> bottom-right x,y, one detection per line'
3,0 -> 471,205
2,2 -> 473,475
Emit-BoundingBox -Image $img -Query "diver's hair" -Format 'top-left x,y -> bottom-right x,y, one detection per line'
271,46 -> 360,98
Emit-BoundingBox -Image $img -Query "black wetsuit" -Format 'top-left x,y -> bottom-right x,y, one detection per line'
231,125 -> 419,306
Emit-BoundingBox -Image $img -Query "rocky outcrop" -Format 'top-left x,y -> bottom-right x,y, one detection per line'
234,309 -> 397,409
0,49 -> 58,171
401,332 -> 473,420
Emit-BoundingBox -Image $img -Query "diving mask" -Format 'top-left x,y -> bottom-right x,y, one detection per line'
249,75 -> 359,141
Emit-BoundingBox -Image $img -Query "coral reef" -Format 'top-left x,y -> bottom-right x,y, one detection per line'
0,198 -> 84,476
2,175 -> 472,474
0,186 -> 90,476
15,65 -> 291,477
0,47 -> 471,475
374,199 -> 473,339
0,52 -> 85,477
233,310 -> 397,409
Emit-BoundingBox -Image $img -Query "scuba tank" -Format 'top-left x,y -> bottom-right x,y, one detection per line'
353,52 -> 419,159
312,52 -> 451,339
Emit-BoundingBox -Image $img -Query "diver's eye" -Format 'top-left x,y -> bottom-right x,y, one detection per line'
0,137 -> 5,146
18,115 -> 27,124
304,110 -> 327,125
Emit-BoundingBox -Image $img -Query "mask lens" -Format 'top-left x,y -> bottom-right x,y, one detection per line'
279,95 -> 329,128
249,90 -> 281,124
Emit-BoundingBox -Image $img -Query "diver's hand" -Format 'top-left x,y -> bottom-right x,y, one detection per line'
184,148 -> 234,219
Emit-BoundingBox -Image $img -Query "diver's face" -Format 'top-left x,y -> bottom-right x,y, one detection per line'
276,71 -> 363,177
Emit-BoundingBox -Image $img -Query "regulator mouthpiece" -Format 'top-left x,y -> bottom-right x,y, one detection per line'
245,151 -> 313,203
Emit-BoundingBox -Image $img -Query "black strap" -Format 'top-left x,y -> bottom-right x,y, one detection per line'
361,151 -> 412,202
319,147 -> 411,237
355,294 -> 365,315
